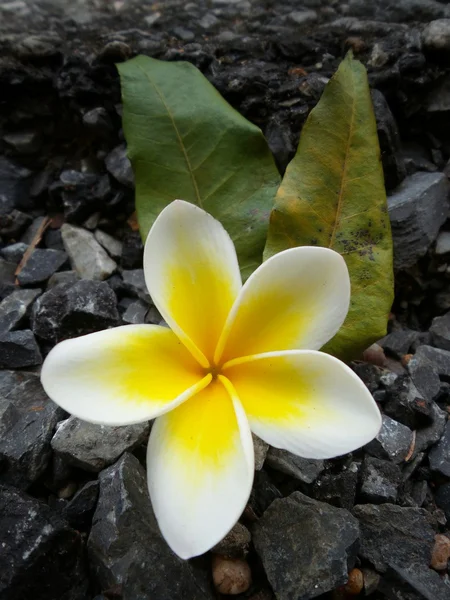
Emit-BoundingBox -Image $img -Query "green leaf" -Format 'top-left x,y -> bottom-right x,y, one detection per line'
264,52 -> 394,360
117,55 -> 281,279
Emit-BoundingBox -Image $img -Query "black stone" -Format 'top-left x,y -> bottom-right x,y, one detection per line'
51,415 -> 149,472
0,370 -> 65,489
60,170 -> 111,223
88,453 -> 214,600
406,352 -> 441,401
378,562 -> 450,600
265,447 -> 324,484
32,280 -> 120,342
0,329 -> 42,368
0,156 -> 32,212
435,482 -> 450,520
414,345 -> 450,378
105,144 -> 134,188
44,228 -> 65,251
387,172 -> 450,271
312,462 -> 359,510
0,209 -> 32,239
121,269 -> 150,302
352,503 -> 434,572
429,421 -> 450,477
371,89 -> 406,191
21,216 -> 49,245
0,484 -> 89,600
16,248 -> 67,286
352,362 -> 384,392
0,241 -> 28,263
0,288 -> 41,333
380,329 -> 418,358
252,491 -> 360,600
121,231 -> 144,269
63,480 -> 99,529
429,311 -> 450,351
360,456 -> 402,504
248,469 -> 283,517
414,401 -> 447,456
365,414 -> 413,464
384,375 -> 432,429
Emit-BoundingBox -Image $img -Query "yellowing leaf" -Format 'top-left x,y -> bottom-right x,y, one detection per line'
264,53 -> 394,360
117,56 -> 280,280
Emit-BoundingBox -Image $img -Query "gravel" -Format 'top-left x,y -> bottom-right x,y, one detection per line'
1,0 -> 450,597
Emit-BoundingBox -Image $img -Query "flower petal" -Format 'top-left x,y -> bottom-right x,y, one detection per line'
144,200 -> 242,366
223,350 -> 381,459
41,325 -> 209,425
215,246 -> 350,364
147,376 -> 254,559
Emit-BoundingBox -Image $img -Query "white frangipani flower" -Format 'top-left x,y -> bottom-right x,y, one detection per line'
41,199 -> 381,559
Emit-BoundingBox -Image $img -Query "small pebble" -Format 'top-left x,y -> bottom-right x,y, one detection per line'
430,533 -> 450,571
58,481 -> 78,500
212,554 -> 252,595
344,568 -> 364,595
212,522 -> 251,558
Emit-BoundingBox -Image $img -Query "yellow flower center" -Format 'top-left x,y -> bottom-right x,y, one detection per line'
206,363 -> 222,380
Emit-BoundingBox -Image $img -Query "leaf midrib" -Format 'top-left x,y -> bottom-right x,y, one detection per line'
328,66 -> 356,249
137,64 -> 203,208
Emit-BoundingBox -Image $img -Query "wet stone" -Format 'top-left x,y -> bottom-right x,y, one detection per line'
0,329 -> 42,368
0,485 -> 89,600
51,415 -> 149,473
16,248 -> 67,286
88,453 -> 214,600
253,492 -> 359,600
360,456 -> 402,504
32,280 -> 119,342
265,447 -> 324,484
0,370 -> 65,489
0,288 -> 41,333
365,414 -> 413,464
